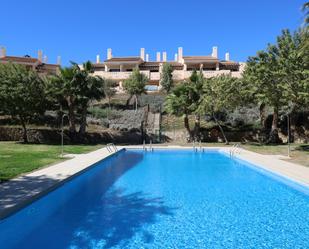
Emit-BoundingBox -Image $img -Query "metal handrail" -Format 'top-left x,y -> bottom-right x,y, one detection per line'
193,141 -> 196,152
199,140 -> 204,152
106,143 -> 118,153
230,143 -> 241,157
149,139 -> 153,151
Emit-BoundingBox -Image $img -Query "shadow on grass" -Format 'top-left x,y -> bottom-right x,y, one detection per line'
295,144 -> 309,152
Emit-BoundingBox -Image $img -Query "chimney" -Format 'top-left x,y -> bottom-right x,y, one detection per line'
107,48 -> 112,59
178,47 -> 183,62
156,52 -> 161,62
43,55 -> 48,63
96,54 -> 100,63
162,52 -> 167,62
174,53 -> 178,62
57,56 -> 61,65
0,47 -> 6,58
140,48 -> 145,60
38,50 -> 43,62
212,46 -> 218,58
146,54 -> 149,62
225,52 -> 230,61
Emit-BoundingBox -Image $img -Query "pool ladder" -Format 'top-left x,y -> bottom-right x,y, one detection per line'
143,140 -> 154,151
106,143 -> 118,153
193,141 -> 204,152
230,143 -> 241,157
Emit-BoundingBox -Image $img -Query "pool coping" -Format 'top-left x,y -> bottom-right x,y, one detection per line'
0,147 -> 123,220
122,145 -> 309,189
0,145 -> 308,220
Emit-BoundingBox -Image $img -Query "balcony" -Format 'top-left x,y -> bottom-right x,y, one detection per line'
92,69 -> 237,82
149,72 -> 160,81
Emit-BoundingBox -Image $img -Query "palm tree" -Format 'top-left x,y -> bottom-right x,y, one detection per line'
47,61 -> 105,134
72,61 -> 105,135
48,66 -> 79,132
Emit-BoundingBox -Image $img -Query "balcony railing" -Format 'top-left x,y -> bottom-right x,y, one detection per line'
93,69 -> 234,81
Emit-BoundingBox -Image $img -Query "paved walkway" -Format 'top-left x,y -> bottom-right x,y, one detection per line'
0,147 -> 119,219
232,148 -> 309,187
0,145 -> 308,219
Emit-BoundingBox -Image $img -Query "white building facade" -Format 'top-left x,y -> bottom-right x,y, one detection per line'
90,47 -> 245,88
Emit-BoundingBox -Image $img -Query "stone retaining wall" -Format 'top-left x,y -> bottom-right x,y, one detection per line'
0,127 -> 144,144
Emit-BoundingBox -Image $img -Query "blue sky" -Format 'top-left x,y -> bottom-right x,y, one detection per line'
0,0 -> 306,65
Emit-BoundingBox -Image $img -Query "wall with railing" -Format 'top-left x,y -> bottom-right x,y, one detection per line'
93,69 -> 243,81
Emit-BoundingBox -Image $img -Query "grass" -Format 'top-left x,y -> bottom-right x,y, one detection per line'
241,143 -> 309,167
161,115 -> 215,131
0,142 -> 103,182
0,140 -> 308,183
167,141 -> 309,167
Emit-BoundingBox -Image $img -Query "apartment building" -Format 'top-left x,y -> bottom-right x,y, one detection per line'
91,47 -> 245,89
0,48 -> 60,75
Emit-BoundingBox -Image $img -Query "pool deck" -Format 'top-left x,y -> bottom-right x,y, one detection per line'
0,145 -> 308,219
0,147 -> 121,219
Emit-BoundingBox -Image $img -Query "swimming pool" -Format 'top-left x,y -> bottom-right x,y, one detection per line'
0,149 -> 308,248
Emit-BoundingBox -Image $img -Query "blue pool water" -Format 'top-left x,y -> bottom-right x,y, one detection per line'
0,149 -> 308,249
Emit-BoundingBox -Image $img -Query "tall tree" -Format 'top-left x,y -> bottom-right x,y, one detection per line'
190,70 -> 204,140
303,2 -> 309,25
244,29 -> 309,143
197,75 -> 241,144
47,61 -> 105,134
0,63 -> 47,143
160,63 -> 173,92
47,66 -> 79,132
123,68 -> 148,110
165,81 -> 197,141
300,1 -> 309,69
74,61 -> 105,135
103,79 -> 117,109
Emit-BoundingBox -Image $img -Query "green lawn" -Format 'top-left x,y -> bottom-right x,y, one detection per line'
241,143 -> 309,167
1,141 -> 308,182
0,142 -> 103,182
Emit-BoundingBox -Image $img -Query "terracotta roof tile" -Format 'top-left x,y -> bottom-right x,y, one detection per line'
0,56 -> 39,64
183,56 -> 215,60
183,56 -> 219,63
220,61 -> 239,65
104,57 -> 143,63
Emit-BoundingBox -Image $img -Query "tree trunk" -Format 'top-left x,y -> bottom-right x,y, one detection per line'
108,97 -> 111,110
259,103 -> 266,129
267,106 -> 281,144
193,114 -> 200,141
126,95 -> 133,107
213,113 -> 229,145
184,114 -> 193,142
135,95 -> 138,112
289,108 -> 296,143
272,106 -> 279,131
66,96 -> 76,133
20,117 -> 28,143
79,104 -> 88,135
